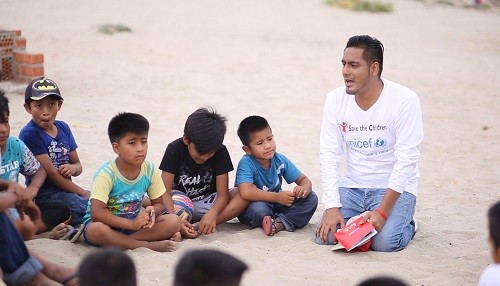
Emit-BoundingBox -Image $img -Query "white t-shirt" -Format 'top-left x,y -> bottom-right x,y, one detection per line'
478,264 -> 500,286
319,79 -> 423,209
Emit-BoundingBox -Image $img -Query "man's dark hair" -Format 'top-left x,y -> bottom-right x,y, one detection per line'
108,112 -> 149,143
184,107 -> 227,154
0,89 -> 10,123
489,201 -> 500,249
345,35 -> 384,77
358,276 -> 409,286
78,248 -> 136,286
237,115 -> 271,146
174,249 -> 248,286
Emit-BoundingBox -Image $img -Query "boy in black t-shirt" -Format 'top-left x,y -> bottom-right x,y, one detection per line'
159,107 -> 248,238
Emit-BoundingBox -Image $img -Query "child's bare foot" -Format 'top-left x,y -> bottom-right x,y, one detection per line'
262,216 -> 285,236
148,240 -> 176,252
35,223 -> 69,240
171,231 -> 182,242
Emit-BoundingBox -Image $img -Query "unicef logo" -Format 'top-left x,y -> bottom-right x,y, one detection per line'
375,138 -> 387,147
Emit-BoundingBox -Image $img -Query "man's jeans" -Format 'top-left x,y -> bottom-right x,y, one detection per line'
239,191 -> 318,231
316,188 -> 416,252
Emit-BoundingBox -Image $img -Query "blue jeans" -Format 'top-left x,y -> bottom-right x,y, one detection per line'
35,191 -> 89,225
238,191 -> 318,231
315,188 -> 416,252
0,212 -> 43,285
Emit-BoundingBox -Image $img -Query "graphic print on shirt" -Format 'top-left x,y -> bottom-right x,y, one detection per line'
48,140 -> 70,168
0,160 -> 19,181
176,164 -> 214,201
343,122 -> 390,157
261,163 -> 284,192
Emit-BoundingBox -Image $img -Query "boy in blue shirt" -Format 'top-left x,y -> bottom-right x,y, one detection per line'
235,115 -> 318,236
82,112 -> 182,252
0,89 -> 72,240
19,77 -> 88,227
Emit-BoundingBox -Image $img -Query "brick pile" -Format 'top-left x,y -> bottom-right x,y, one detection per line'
0,28 -> 44,83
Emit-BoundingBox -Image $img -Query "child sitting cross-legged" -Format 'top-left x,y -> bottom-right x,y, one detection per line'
82,112 -> 182,252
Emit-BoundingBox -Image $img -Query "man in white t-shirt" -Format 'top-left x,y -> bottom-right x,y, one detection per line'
478,201 -> 500,286
316,35 -> 423,252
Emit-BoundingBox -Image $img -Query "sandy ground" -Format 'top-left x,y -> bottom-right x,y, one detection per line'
1,0 -> 500,285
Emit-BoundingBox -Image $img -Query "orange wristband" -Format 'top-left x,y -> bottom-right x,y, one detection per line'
375,208 -> 388,220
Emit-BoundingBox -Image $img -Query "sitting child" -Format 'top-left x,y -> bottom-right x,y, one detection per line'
19,77 -> 89,228
78,248 -> 136,286
478,200 -> 500,285
82,112 -> 182,252
174,248 -> 248,286
0,89 -> 72,241
159,107 -> 248,237
235,115 -> 318,236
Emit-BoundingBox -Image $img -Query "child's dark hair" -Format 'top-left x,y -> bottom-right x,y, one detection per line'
108,112 -> 149,143
357,276 -> 408,286
237,115 -> 271,146
184,107 -> 227,155
489,201 -> 500,249
174,249 -> 248,286
0,89 -> 10,123
78,248 -> 136,286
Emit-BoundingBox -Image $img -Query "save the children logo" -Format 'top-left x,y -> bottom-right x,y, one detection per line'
340,122 -> 348,133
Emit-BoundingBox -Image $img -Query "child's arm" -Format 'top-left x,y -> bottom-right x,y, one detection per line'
34,152 -> 88,197
291,174 -> 313,199
160,171 -> 176,213
90,199 -> 151,230
24,167 -> 46,200
198,173 -> 230,235
58,150 -> 83,177
239,183 -> 295,207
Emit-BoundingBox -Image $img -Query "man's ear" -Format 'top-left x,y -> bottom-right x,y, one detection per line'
112,141 -> 120,155
57,100 -> 63,110
182,135 -> 189,145
242,145 -> 251,155
23,103 -> 32,114
370,61 -> 379,77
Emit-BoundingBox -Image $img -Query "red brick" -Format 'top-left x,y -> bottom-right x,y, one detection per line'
14,37 -> 26,50
16,64 -> 44,77
14,52 -> 43,64
14,74 -> 37,83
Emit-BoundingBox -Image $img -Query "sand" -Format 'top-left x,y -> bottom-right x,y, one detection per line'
1,0 -> 500,285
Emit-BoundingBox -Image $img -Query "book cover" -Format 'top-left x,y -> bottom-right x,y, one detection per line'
332,216 -> 378,251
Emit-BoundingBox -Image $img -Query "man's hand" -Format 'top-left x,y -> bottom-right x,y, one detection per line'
276,191 -> 295,206
316,207 -> 345,243
361,211 -> 386,232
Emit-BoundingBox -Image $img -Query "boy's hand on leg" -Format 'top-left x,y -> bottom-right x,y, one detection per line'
198,211 -> 217,235
276,191 -> 295,207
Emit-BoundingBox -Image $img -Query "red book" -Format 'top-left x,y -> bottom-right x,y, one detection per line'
332,216 -> 377,251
